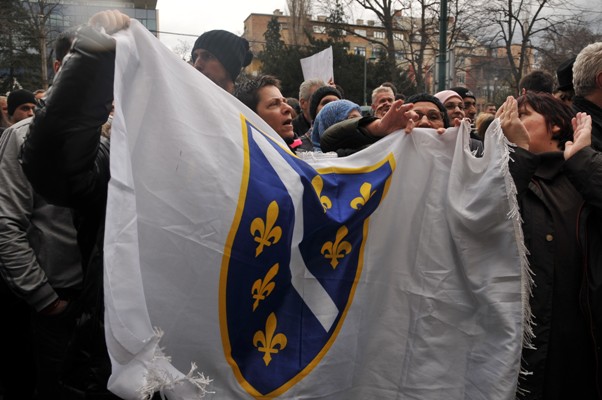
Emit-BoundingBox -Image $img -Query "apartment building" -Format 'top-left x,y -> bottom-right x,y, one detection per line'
242,9 -> 408,76
242,9 -> 532,103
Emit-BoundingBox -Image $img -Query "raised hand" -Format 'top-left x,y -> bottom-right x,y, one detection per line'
564,112 -> 592,160
498,96 -> 530,150
369,100 -> 414,137
89,10 -> 131,35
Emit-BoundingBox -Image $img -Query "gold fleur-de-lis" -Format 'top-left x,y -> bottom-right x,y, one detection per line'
311,175 -> 332,213
250,201 -> 282,257
350,182 -> 376,210
251,264 -> 279,311
253,313 -> 288,366
321,226 -> 352,269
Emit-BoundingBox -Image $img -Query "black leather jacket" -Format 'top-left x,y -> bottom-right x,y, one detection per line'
20,25 -> 118,399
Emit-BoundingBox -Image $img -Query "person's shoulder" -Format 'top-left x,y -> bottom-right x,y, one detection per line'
2,118 -> 32,141
0,117 -> 32,151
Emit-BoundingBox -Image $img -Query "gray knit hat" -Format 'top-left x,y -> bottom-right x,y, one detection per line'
192,30 -> 253,81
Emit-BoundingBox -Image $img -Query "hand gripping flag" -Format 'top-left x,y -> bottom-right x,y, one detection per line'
104,21 -> 529,400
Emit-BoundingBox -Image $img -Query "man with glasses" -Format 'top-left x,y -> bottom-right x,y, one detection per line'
320,92 -> 482,156
411,92 -> 483,154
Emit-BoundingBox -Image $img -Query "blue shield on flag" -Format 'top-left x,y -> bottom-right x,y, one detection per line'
220,118 -> 395,397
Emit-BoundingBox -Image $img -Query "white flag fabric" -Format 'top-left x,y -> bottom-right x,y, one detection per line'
300,46 -> 334,83
105,21 -> 527,400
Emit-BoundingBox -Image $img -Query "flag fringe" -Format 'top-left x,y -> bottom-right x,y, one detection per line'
137,328 -> 214,400
500,131 -> 535,399
296,150 -> 338,162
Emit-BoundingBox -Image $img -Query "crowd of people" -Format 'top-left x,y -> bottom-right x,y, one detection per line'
1,8 -> 601,400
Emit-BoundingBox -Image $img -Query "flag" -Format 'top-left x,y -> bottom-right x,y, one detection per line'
105,21 -> 527,400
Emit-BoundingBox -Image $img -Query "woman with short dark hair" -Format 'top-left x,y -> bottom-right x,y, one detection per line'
499,92 -> 602,399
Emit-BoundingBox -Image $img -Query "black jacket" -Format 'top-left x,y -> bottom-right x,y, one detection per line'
320,116 -> 380,156
292,112 -> 311,137
510,146 -> 602,400
20,25 -> 117,399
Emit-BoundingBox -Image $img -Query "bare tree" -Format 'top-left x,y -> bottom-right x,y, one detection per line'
481,0 -> 582,91
172,39 -> 193,62
393,0 -> 440,91
537,21 -> 602,72
351,0 -> 404,82
287,0 -> 313,46
19,0 -> 63,89
313,0 -> 476,90
0,0 -> 63,90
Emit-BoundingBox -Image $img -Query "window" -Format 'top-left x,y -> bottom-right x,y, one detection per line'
372,47 -> 385,58
146,19 -> 156,32
355,47 -> 366,56
355,29 -> 367,37
373,31 -> 385,39
313,25 -> 326,33
393,33 -> 404,41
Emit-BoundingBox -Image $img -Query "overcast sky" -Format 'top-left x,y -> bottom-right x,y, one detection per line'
156,0 -> 291,51
154,0 -> 602,55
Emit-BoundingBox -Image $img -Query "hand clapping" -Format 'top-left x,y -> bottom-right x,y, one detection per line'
564,112 -> 592,160
497,96 -> 530,150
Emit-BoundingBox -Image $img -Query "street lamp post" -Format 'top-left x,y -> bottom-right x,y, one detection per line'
361,48 -> 376,106
438,0 -> 448,92
363,55 -> 368,105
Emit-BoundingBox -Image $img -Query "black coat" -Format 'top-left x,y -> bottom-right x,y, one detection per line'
319,116 -> 380,156
20,25 -> 117,399
573,96 -> 602,152
510,147 -> 602,400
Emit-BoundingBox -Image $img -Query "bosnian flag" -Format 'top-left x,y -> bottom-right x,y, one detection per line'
104,21 -> 528,400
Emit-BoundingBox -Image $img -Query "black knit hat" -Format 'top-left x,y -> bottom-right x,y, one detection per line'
7,89 -> 36,116
450,86 -> 476,100
406,93 -> 451,128
556,57 -> 576,91
309,86 -> 342,121
192,30 -> 253,82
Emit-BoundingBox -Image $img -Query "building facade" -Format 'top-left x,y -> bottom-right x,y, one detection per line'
46,0 -> 159,37
243,9 -> 407,77
242,9 -> 533,105
243,9 -> 453,94
1,1 -> 159,91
